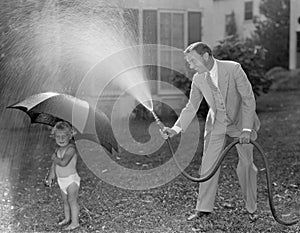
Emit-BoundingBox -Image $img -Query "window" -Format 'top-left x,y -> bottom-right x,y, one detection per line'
123,8 -> 139,44
143,10 -> 157,45
143,10 -> 158,93
225,12 -> 236,36
225,14 -> 232,35
188,12 -> 202,44
142,10 -> 202,93
244,1 -> 253,21
187,11 -> 202,78
159,12 -> 185,92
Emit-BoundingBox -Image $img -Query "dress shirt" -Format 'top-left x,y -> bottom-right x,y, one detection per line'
209,59 -> 218,88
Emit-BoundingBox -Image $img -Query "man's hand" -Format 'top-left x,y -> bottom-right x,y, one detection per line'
239,130 -> 251,144
160,127 -> 177,139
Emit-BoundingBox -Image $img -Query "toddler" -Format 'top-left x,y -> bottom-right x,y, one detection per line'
46,121 -> 80,230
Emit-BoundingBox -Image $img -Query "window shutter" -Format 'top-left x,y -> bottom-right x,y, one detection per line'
124,8 -> 139,43
188,12 -> 202,44
143,10 -> 158,94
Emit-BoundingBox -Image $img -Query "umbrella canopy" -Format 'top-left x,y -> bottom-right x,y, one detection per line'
7,92 -> 118,153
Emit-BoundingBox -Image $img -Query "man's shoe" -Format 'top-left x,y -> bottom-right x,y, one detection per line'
57,219 -> 71,226
187,211 -> 211,221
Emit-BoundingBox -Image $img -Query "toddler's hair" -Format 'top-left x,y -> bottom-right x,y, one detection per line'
51,121 -> 75,136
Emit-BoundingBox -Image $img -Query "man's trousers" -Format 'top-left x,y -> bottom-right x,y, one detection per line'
195,113 -> 258,213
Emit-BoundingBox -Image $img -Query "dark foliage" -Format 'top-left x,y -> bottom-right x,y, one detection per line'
213,35 -> 272,97
253,0 -> 290,70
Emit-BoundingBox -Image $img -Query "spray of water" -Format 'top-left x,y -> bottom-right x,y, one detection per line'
0,0 -> 153,221
80,46 -> 154,112
1,0 -> 153,106
0,0 -> 154,138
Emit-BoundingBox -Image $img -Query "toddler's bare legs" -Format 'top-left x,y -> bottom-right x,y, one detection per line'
65,182 -> 80,230
59,190 -> 71,225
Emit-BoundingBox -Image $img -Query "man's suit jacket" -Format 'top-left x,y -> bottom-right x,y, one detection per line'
174,59 -> 260,134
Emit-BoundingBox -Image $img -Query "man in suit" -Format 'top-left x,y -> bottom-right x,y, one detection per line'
162,42 -> 260,221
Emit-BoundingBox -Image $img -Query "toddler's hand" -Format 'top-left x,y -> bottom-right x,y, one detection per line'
51,153 -> 57,161
44,177 -> 53,187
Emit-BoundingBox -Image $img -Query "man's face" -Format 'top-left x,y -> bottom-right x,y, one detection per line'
185,50 -> 209,74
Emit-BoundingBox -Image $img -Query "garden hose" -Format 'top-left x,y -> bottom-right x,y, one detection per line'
151,111 -> 299,226
166,138 -> 299,226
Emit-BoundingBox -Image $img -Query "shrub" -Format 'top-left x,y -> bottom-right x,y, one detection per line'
172,72 -> 192,97
253,0 -> 290,70
266,68 -> 300,91
213,35 -> 272,97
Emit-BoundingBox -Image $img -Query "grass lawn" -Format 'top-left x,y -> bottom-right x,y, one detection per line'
1,90 -> 300,233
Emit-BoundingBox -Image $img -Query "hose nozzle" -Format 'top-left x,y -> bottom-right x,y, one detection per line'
151,111 -> 165,130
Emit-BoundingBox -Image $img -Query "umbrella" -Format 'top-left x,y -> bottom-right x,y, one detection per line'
7,92 -> 118,154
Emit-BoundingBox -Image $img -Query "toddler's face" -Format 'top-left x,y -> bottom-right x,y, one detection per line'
55,130 -> 71,147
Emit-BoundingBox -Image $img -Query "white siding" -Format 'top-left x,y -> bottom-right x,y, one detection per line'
289,0 -> 300,69
200,0 -> 260,47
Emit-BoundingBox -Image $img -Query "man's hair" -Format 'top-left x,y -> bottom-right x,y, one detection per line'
184,42 -> 212,56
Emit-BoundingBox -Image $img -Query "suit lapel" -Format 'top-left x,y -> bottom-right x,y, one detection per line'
217,60 -> 229,99
195,60 -> 230,114
196,73 -> 216,112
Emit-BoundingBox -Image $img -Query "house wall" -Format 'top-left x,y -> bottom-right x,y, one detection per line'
289,0 -> 300,69
119,0 -> 201,10
120,0 -> 260,46
200,0 -> 261,46
97,0 -> 262,118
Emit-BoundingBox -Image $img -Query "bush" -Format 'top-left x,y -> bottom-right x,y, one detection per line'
266,68 -> 300,91
253,0 -> 290,70
213,35 -> 272,97
172,72 -> 192,97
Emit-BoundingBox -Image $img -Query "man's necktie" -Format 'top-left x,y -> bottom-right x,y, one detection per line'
206,72 -> 218,92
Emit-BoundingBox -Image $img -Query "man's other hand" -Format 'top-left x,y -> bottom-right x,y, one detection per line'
160,127 -> 177,139
239,130 -> 251,144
